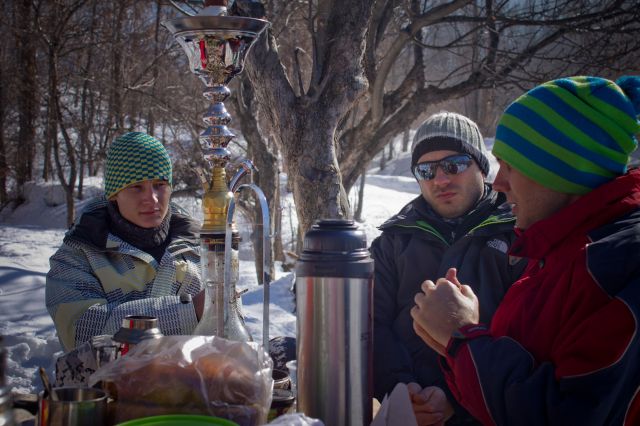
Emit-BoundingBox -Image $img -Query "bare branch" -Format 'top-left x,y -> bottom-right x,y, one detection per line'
370,0 -> 473,126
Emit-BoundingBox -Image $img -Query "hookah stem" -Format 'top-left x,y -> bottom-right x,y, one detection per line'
223,212 -> 235,339
215,245 -> 225,337
215,271 -> 224,337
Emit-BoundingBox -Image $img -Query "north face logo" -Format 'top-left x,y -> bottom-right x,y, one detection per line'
487,238 -> 508,253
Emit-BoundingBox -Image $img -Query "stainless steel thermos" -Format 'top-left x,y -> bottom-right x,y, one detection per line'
113,315 -> 163,355
295,219 -> 374,426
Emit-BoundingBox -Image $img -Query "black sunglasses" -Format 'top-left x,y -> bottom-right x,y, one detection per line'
412,154 -> 473,181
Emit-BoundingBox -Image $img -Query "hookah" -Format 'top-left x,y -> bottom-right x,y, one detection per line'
164,0 -> 271,346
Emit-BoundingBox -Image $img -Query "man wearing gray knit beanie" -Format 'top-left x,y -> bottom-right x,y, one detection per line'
370,112 -> 524,425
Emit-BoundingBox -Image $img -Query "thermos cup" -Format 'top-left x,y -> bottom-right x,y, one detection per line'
37,387 -> 108,426
295,219 -> 374,426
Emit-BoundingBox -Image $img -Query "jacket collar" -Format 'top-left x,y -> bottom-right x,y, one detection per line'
67,196 -> 200,249
379,184 -> 510,231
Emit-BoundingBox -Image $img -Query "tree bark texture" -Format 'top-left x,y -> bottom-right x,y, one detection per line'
15,1 -> 37,200
246,0 -> 372,235
0,52 -> 6,206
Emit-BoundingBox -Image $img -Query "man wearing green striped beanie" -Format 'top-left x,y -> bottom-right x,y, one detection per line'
409,76 -> 640,425
494,76 -> 639,196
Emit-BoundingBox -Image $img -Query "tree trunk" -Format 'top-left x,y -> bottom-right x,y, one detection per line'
77,0 -> 99,199
57,98 -> 78,227
246,0 -> 372,236
379,147 -> 386,171
77,76 -> 91,200
47,39 -> 77,226
15,0 -> 37,200
46,46 -> 59,197
272,179 -> 285,263
354,168 -> 366,222
402,128 -> 410,152
286,118 -> 352,233
0,47 -> 6,206
147,0 -> 162,137
111,0 -> 126,132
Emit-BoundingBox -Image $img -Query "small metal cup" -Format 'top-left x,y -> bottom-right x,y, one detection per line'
113,315 -> 162,355
37,387 -> 108,426
272,369 -> 291,390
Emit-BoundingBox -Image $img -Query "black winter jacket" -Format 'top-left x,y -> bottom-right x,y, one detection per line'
370,185 -> 525,423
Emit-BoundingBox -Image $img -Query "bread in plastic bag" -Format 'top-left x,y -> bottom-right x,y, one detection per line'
88,335 -> 273,426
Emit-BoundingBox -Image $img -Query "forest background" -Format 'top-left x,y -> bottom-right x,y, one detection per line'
1,0 -> 640,277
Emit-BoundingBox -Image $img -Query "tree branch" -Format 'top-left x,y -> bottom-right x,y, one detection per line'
371,0 -> 473,126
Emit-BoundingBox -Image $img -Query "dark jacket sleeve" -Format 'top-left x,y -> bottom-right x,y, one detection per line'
443,281 -> 640,426
370,233 -> 417,400
447,299 -> 640,426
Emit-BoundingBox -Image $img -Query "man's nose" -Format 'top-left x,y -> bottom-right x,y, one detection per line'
142,185 -> 159,202
493,168 -> 509,193
432,166 -> 451,185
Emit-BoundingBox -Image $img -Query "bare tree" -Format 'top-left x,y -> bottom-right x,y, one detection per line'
14,0 -> 38,202
1,0 -> 638,239
246,0 -> 372,233
76,0 -> 99,199
0,42 -> 7,206
37,0 -> 90,226
340,0 -> 640,191
242,0 -> 640,237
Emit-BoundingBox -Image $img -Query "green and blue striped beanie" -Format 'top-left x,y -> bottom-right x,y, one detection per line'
104,132 -> 173,199
493,76 -> 640,194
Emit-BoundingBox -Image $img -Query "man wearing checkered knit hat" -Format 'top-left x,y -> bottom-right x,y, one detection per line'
370,112 -> 525,424
46,132 -> 206,352
412,76 -> 640,425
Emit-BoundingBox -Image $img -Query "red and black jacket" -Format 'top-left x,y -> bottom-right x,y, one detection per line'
443,169 -> 640,425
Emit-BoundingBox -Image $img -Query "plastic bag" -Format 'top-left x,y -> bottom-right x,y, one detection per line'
89,335 -> 273,426
55,335 -> 118,387
267,413 -> 324,425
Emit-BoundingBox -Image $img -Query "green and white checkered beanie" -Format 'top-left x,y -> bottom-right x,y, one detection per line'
493,76 -> 640,194
104,132 -> 172,199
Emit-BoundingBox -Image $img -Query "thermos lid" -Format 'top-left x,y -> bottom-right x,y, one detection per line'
296,219 -> 373,278
113,316 -> 163,345
120,315 -> 158,330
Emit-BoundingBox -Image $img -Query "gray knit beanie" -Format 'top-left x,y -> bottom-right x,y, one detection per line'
411,112 -> 490,175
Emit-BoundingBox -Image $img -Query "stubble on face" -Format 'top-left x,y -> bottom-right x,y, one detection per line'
493,160 -> 580,230
417,150 -> 485,219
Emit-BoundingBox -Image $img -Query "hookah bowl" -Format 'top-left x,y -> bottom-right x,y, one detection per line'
164,10 -> 269,168
164,5 -> 269,343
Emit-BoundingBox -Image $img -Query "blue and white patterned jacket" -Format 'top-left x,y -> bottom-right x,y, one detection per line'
46,197 -> 202,351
